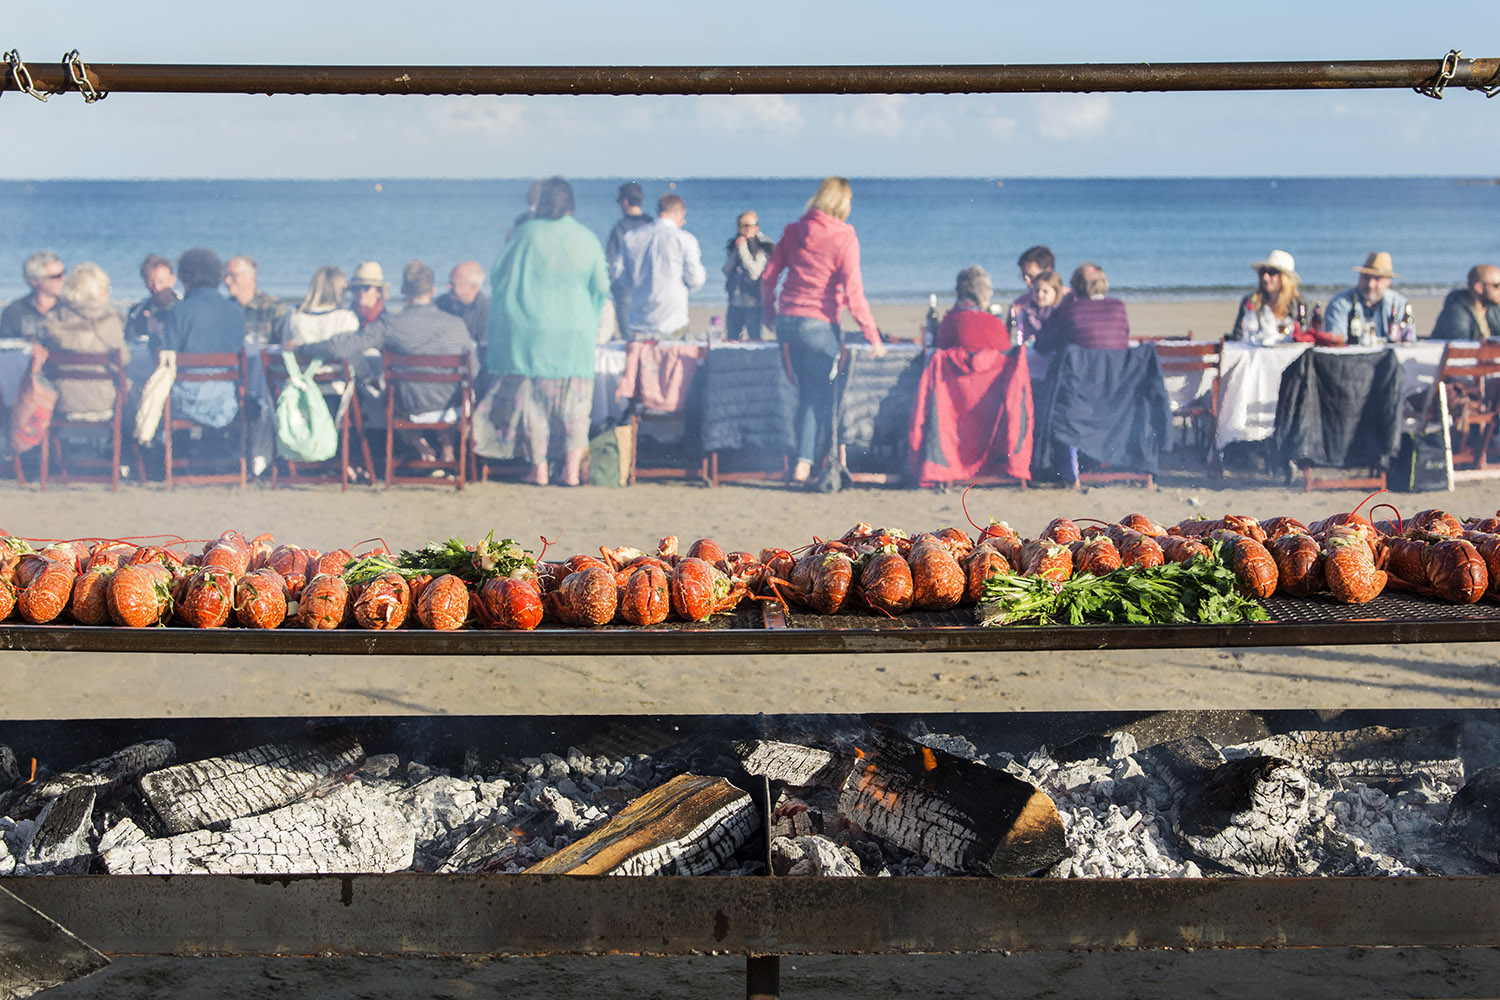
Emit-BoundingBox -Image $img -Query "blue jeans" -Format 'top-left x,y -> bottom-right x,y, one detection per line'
776,315 -> 841,464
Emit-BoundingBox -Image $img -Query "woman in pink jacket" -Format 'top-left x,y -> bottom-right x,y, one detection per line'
761,176 -> 886,484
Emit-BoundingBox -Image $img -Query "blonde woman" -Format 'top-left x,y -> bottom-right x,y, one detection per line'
285,266 -> 359,347
40,262 -> 129,419
760,176 -> 886,483
1230,250 -> 1304,345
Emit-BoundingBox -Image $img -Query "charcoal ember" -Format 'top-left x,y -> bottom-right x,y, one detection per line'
1116,711 -> 1271,753
359,754 -> 400,780
735,739 -> 853,788
768,787 -> 844,840
437,825 -> 521,874
17,787 -> 96,875
913,732 -> 979,760
1445,766 -> 1500,866
838,729 -> 1067,877
138,728 -> 364,834
1174,756 -> 1311,875
101,780 -> 415,875
770,835 -> 860,877
526,774 -> 758,876
4,740 -> 176,818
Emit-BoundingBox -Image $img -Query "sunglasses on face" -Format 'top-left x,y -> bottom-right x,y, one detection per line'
44,269 -> 65,280
1259,269 -> 1281,278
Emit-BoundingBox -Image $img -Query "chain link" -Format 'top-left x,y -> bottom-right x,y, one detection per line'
62,48 -> 108,103
3,49 -> 51,102
1414,48 -> 1461,99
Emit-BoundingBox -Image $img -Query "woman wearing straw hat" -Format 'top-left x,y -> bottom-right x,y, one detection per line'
348,261 -> 390,330
1322,251 -> 1410,345
1229,249 -> 1305,346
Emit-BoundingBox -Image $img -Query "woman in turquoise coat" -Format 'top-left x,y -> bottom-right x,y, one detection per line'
486,177 -> 610,486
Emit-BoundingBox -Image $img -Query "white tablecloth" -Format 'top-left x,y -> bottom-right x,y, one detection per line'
1155,340 -> 1451,451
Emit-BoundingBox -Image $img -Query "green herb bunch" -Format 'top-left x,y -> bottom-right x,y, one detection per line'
343,531 -> 535,587
979,542 -> 1268,627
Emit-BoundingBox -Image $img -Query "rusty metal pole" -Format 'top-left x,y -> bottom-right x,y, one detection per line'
3,58 -> 1498,98
746,955 -> 781,1000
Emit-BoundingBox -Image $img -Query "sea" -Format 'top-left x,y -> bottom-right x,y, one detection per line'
1,177 -> 1497,305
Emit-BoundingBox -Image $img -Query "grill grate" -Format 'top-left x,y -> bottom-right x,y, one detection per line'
1257,592 -> 1500,624
781,607 -> 979,630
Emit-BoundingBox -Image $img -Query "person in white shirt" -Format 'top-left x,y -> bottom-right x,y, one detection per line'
612,193 -> 706,341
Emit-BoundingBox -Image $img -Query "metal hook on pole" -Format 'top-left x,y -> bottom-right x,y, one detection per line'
1414,48 -> 1461,99
62,49 -> 108,103
3,49 -> 50,102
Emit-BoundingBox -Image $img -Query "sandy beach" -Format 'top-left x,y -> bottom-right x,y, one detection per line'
8,308 -> 1500,998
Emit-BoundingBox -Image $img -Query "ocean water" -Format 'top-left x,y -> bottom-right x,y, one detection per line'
1,177 -> 1497,304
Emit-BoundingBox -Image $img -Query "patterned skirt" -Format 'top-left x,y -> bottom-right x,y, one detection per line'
485,375 -> 594,463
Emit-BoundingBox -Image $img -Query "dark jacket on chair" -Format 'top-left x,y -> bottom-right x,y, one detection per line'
1272,347 -> 1403,470
1033,343 -> 1172,475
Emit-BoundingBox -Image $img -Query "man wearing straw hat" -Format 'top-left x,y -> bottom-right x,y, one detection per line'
1323,251 -> 1410,344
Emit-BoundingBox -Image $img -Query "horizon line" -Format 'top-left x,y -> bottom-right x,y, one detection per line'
3,174 -> 1498,183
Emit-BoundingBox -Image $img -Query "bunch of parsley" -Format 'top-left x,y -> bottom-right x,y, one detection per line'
979,542 -> 1267,627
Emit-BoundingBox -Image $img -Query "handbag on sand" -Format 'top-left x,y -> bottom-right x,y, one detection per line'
274,351 -> 339,463
8,346 -> 57,454
134,349 -> 176,445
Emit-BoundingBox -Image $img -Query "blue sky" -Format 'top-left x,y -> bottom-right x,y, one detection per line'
3,0 -> 1496,178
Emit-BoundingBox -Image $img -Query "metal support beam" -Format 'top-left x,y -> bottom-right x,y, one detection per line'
3,58 -> 1498,98
8,875 -> 1500,957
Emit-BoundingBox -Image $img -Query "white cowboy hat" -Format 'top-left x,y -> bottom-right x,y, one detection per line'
1252,249 -> 1298,278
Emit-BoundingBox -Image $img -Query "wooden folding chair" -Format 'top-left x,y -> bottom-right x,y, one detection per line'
163,351 -> 247,490
1423,342 -> 1500,472
39,350 -> 131,491
1152,337 -> 1224,472
261,350 -> 374,490
381,350 -> 472,490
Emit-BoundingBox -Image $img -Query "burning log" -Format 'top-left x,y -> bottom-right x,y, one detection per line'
1445,767 -> 1500,866
837,729 -> 1067,876
526,773 -> 758,876
0,745 -> 19,793
18,788 -> 96,875
101,781 -> 415,875
138,729 -> 364,834
1141,736 -> 1310,875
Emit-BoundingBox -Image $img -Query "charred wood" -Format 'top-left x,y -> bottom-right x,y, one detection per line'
770,834 -> 861,876
525,774 -> 757,876
1445,766 -> 1500,866
1239,725 -> 1464,785
1174,756 -> 1311,875
0,745 -> 18,794
101,781 -> 414,875
837,729 -> 1067,876
3,740 -> 176,818
138,729 -> 363,834
735,739 -> 854,788
19,788 -> 96,875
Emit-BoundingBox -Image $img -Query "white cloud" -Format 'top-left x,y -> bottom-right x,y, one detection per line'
695,94 -> 803,133
428,96 -> 527,138
834,95 -> 909,139
1032,94 -> 1113,140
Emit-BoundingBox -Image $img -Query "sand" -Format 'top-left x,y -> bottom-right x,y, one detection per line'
9,307 -> 1500,997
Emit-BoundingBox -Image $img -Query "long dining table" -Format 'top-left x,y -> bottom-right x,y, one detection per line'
1155,340 -> 1457,452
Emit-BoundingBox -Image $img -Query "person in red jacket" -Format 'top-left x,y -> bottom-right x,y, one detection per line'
936,265 -> 1010,351
761,176 -> 886,483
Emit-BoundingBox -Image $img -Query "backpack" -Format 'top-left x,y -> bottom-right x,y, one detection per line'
274,351 -> 338,463
8,346 -> 57,454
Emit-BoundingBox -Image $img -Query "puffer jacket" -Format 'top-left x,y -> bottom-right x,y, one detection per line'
40,299 -> 129,418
